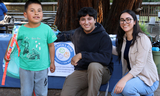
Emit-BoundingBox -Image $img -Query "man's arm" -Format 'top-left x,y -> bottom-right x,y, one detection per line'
48,43 -> 55,73
79,35 -> 112,66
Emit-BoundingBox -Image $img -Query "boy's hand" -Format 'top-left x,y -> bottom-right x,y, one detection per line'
50,62 -> 55,73
4,52 -> 10,62
71,53 -> 82,66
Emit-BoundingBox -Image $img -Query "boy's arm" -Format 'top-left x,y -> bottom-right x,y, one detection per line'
48,42 -> 55,73
4,38 -> 12,62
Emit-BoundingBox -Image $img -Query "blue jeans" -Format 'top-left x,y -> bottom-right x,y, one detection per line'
19,68 -> 48,96
111,77 -> 159,96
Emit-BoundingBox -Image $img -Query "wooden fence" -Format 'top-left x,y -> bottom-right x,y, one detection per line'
140,2 -> 160,23
4,2 -> 57,26
4,2 -> 160,23
4,2 -> 58,12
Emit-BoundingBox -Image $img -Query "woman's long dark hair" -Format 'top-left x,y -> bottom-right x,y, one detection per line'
116,10 -> 143,61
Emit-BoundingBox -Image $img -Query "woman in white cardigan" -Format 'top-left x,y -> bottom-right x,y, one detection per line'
111,10 -> 159,96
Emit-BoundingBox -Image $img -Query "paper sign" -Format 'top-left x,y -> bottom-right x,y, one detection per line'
48,42 -> 75,77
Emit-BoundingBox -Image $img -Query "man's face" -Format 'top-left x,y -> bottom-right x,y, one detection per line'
24,3 -> 43,25
79,14 -> 96,34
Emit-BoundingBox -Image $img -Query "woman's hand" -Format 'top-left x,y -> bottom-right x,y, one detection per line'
114,79 -> 126,94
114,73 -> 133,94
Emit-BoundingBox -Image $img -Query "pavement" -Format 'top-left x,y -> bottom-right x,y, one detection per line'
155,76 -> 160,96
0,74 -> 160,96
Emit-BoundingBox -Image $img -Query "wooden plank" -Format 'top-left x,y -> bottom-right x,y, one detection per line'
7,10 -> 19,12
13,16 -> 55,21
4,2 -> 58,5
43,11 -> 57,13
7,12 -> 56,15
7,12 -> 23,15
12,16 -> 26,19
44,13 -> 56,15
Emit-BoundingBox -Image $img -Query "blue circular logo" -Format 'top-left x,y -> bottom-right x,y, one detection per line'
55,43 -> 74,65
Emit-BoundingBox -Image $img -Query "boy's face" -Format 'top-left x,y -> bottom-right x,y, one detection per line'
79,14 -> 96,34
24,3 -> 43,24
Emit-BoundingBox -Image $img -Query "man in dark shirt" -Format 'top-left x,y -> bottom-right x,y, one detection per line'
61,7 -> 113,96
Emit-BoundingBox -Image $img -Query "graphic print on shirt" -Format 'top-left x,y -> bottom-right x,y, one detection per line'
22,37 -> 41,60
23,37 -> 29,55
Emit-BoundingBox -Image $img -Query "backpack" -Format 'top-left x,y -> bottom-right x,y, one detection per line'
1,25 -> 21,85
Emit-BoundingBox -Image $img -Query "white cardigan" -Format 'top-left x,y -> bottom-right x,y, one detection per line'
112,33 -> 159,86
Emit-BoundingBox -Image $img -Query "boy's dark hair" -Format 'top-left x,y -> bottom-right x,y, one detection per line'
24,0 -> 42,12
78,7 -> 97,20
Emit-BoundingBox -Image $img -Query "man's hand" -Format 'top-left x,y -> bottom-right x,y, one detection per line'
71,53 -> 82,66
50,62 -> 55,73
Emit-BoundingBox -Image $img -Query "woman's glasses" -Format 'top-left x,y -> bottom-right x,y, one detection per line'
120,17 -> 133,24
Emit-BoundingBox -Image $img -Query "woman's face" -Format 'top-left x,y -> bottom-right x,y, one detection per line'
120,12 -> 136,34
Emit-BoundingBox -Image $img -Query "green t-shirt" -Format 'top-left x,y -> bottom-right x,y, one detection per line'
17,23 -> 57,71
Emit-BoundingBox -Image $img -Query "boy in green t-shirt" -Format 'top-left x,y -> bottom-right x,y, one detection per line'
4,0 -> 57,95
